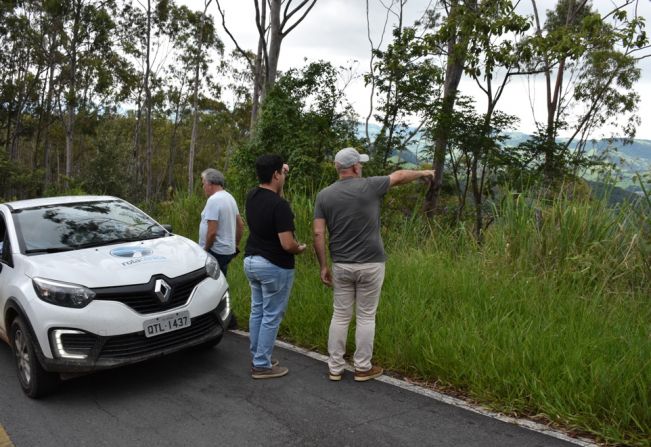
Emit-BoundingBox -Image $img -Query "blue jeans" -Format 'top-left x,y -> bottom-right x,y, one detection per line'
244,255 -> 295,369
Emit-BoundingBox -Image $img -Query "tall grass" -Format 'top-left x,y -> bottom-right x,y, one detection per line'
152,187 -> 650,446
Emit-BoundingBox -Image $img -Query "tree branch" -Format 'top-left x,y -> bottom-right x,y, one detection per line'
215,0 -> 255,73
253,0 -> 270,77
281,0 -> 318,37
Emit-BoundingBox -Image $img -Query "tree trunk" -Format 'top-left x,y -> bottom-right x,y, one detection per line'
145,0 -> 153,201
64,0 -> 81,183
250,0 -> 266,131
424,0 -> 475,216
424,50 -> 465,215
167,78 -> 185,190
265,0 -> 282,95
188,0 -> 212,193
131,87 -> 144,192
43,46 -> 57,188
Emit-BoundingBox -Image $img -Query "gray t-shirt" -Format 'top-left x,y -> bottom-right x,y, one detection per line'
314,176 -> 390,263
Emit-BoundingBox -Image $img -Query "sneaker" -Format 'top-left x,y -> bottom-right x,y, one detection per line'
328,371 -> 343,381
354,365 -> 383,382
251,365 -> 289,379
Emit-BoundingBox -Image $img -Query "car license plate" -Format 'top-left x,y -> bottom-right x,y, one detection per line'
143,310 -> 190,338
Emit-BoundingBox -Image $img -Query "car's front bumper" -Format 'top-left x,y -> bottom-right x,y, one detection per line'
38,302 -> 232,373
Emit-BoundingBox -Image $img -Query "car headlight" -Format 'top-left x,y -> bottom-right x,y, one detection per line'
219,290 -> 231,321
32,277 -> 96,308
205,254 -> 221,280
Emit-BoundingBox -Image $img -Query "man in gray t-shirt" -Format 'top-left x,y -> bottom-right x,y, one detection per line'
313,147 -> 435,382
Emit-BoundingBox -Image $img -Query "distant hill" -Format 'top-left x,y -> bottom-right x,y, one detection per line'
587,180 -> 645,205
356,122 -> 426,166
357,124 -> 650,193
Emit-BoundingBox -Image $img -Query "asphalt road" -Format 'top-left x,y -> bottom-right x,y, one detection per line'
0,332 -> 580,447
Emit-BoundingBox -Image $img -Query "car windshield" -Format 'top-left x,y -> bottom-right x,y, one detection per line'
13,200 -> 167,254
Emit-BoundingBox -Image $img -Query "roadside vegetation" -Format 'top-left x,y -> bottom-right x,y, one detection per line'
155,185 -> 651,447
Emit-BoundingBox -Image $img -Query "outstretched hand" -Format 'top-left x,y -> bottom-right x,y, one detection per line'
420,169 -> 436,183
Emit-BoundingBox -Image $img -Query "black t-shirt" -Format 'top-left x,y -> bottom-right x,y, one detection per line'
244,187 -> 296,269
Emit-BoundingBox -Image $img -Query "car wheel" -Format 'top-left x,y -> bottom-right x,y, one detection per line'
10,316 -> 59,398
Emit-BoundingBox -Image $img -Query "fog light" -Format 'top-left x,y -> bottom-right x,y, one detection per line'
51,329 -> 89,360
219,291 -> 231,321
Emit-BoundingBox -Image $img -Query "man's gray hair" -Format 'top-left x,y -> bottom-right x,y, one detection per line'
201,168 -> 225,186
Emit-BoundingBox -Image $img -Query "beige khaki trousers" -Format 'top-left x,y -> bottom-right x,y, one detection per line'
327,262 -> 386,374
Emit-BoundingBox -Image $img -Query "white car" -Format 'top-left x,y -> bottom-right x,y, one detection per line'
0,195 -> 232,398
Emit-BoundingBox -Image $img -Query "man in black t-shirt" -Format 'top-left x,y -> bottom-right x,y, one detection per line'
244,154 -> 306,379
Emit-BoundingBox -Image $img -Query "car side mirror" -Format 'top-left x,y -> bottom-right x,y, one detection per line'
162,224 -> 173,233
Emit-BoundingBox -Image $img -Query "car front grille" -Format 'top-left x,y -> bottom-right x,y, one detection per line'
91,268 -> 208,314
97,313 -> 220,360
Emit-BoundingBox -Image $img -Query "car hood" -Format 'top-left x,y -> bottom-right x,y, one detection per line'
22,236 -> 207,288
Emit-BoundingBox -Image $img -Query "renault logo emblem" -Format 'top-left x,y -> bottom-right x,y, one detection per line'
154,279 -> 172,303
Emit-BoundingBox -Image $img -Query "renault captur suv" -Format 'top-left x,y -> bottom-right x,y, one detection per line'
0,196 -> 232,397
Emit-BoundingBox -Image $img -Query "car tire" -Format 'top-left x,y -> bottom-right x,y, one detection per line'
10,316 -> 59,398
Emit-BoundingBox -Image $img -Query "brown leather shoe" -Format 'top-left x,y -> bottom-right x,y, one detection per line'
354,365 -> 383,382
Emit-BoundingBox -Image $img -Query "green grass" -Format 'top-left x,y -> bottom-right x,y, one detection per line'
152,188 -> 651,446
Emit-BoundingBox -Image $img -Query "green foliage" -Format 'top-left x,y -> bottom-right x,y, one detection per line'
490,184 -> 651,292
367,24 -> 443,167
0,150 -> 44,200
82,117 -> 133,198
149,191 -> 205,238
230,61 -> 360,192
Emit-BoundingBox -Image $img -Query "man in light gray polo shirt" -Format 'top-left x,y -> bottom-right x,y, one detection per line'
199,168 -> 244,276
313,147 -> 435,382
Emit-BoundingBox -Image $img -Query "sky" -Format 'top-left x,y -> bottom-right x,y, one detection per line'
185,0 -> 651,139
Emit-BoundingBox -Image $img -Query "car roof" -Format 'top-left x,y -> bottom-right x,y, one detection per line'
3,195 -> 122,211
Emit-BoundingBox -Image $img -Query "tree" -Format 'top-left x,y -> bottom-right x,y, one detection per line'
56,0 -> 121,183
423,0 -> 478,216
527,0 -> 650,182
215,0 -> 318,129
453,0 -> 530,240
187,0 -> 222,193
231,61 -> 359,191
364,1 -> 443,171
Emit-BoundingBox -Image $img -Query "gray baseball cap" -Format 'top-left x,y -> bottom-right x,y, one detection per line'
334,147 -> 370,168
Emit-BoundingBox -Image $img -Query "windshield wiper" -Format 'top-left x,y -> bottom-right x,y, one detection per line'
137,223 -> 167,238
25,247 -> 75,254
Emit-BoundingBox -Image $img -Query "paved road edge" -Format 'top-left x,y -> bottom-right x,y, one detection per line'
231,329 -> 597,447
